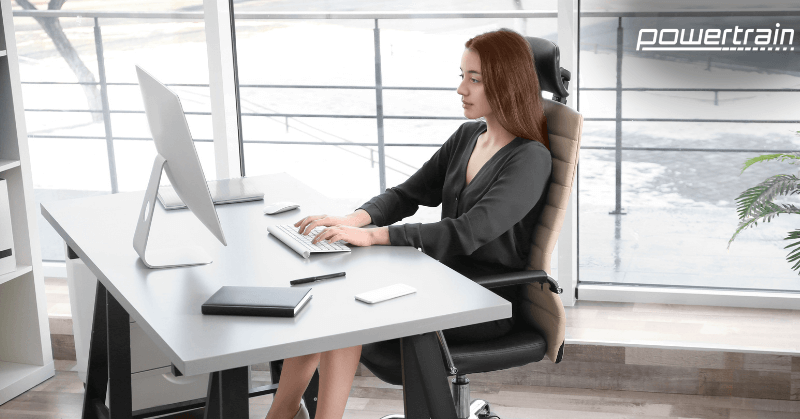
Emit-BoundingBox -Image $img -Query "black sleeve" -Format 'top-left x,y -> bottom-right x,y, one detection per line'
387,142 -> 551,260
358,125 -> 462,225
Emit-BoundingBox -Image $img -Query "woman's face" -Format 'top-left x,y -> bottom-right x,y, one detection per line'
457,48 -> 492,120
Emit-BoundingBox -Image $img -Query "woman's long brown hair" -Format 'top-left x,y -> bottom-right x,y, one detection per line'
465,29 -> 549,150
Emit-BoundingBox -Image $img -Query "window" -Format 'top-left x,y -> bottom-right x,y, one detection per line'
578,10 -> 800,299
14,1 -> 210,262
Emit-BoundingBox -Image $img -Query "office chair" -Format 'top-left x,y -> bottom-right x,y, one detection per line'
357,36 -> 583,419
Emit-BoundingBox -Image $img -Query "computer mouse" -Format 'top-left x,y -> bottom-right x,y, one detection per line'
264,201 -> 300,215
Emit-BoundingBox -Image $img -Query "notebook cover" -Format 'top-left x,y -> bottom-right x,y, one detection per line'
202,286 -> 312,317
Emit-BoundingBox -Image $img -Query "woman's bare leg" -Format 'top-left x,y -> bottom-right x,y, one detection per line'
266,353 -> 321,419
315,345 -> 362,419
265,346 -> 362,419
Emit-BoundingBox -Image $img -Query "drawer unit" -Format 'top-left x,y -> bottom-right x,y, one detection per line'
66,246 -> 211,410
131,366 -> 209,411
130,321 -> 171,374
67,251 -> 160,378
65,246 -> 99,383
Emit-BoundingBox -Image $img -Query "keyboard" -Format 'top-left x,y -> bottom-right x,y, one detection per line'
267,224 -> 351,259
158,178 -> 264,210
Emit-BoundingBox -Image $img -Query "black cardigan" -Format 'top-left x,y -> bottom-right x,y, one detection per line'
359,121 -> 552,276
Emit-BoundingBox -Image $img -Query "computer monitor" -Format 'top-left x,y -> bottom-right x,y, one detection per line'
132,65 -> 227,269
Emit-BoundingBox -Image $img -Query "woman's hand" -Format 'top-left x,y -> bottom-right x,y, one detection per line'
294,210 -> 371,235
310,225 -> 377,247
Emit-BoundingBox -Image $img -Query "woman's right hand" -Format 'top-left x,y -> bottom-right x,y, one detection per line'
294,210 -> 371,235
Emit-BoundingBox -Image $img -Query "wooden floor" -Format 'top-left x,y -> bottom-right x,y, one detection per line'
565,301 -> 800,355
1,361 -> 798,419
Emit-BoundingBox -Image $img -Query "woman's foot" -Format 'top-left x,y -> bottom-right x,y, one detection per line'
266,400 -> 309,419
293,401 -> 310,419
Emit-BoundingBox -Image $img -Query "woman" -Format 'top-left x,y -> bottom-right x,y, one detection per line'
265,29 -> 551,419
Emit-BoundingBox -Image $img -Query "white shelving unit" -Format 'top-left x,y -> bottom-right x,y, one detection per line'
0,0 -> 55,405
0,265 -> 33,287
0,159 -> 20,172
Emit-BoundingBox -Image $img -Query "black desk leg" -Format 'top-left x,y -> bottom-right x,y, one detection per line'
81,282 -> 132,419
401,334 -> 458,419
106,291 -> 132,418
204,367 -> 249,419
203,372 -> 220,419
82,282 -> 108,419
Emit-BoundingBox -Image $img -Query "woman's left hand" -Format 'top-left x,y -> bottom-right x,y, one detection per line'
311,225 -> 376,247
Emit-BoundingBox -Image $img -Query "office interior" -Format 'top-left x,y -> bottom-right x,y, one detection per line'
1,0 -> 799,418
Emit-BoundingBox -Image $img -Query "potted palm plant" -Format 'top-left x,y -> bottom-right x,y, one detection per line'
729,152 -> 800,274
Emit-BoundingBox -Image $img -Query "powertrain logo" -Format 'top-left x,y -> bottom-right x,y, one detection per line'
637,24 -> 795,51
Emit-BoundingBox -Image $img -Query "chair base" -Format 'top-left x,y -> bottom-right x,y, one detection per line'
379,400 -> 496,419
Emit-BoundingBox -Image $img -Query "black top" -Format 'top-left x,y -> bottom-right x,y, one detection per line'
359,121 -> 552,278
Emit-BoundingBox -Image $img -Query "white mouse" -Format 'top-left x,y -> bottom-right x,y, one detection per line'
264,201 -> 300,215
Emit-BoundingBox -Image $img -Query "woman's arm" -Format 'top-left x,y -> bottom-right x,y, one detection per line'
296,123 -> 472,246
388,142 -> 551,259
358,124 -> 467,227
295,210 -> 389,247
309,224 -> 390,247
295,209 -> 373,234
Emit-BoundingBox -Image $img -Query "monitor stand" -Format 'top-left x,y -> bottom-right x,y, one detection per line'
133,154 -> 212,269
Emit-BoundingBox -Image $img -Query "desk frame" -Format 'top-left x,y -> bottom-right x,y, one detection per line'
81,281 -> 458,419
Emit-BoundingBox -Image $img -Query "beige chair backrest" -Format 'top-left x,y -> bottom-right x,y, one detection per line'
521,97 -> 583,363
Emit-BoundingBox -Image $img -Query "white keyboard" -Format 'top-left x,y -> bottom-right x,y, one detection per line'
267,224 -> 351,259
355,284 -> 417,304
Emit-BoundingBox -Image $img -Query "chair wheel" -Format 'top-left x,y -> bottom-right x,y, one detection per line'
470,400 -> 492,419
477,403 -> 500,419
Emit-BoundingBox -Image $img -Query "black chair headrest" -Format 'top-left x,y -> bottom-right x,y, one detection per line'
525,36 -> 570,99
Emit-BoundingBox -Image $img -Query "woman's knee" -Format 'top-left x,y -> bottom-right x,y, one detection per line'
285,352 -> 322,367
323,345 -> 361,360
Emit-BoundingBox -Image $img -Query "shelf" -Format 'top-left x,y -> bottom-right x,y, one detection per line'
0,159 -> 20,173
1,0 -> 55,406
0,265 -> 32,287
0,361 -> 55,405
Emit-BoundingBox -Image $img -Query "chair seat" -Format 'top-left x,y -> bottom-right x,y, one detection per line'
360,328 -> 547,386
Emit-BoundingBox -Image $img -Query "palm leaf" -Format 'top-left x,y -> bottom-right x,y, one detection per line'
784,229 -> 800,273
734,174 -> 800,220
731,152 -> 800,266
740,153 -> 800,174
727,202 -> 799,248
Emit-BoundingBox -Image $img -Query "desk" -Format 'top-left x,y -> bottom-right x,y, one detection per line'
42,173 -> 511,419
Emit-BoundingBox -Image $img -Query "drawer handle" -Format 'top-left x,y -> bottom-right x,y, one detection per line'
162,372 -> 202,385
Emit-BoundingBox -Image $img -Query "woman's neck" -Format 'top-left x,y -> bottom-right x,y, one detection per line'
482,114 -> 516,147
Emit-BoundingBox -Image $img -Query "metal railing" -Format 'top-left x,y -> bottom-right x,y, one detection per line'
13,8 -> 800,202
14,9 -> 556,193
580,11 -> 800,214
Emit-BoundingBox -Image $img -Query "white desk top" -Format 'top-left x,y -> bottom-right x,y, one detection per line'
42,173 -> 511,376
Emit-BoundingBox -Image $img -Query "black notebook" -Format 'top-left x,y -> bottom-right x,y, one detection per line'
201,286 -> 312,317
